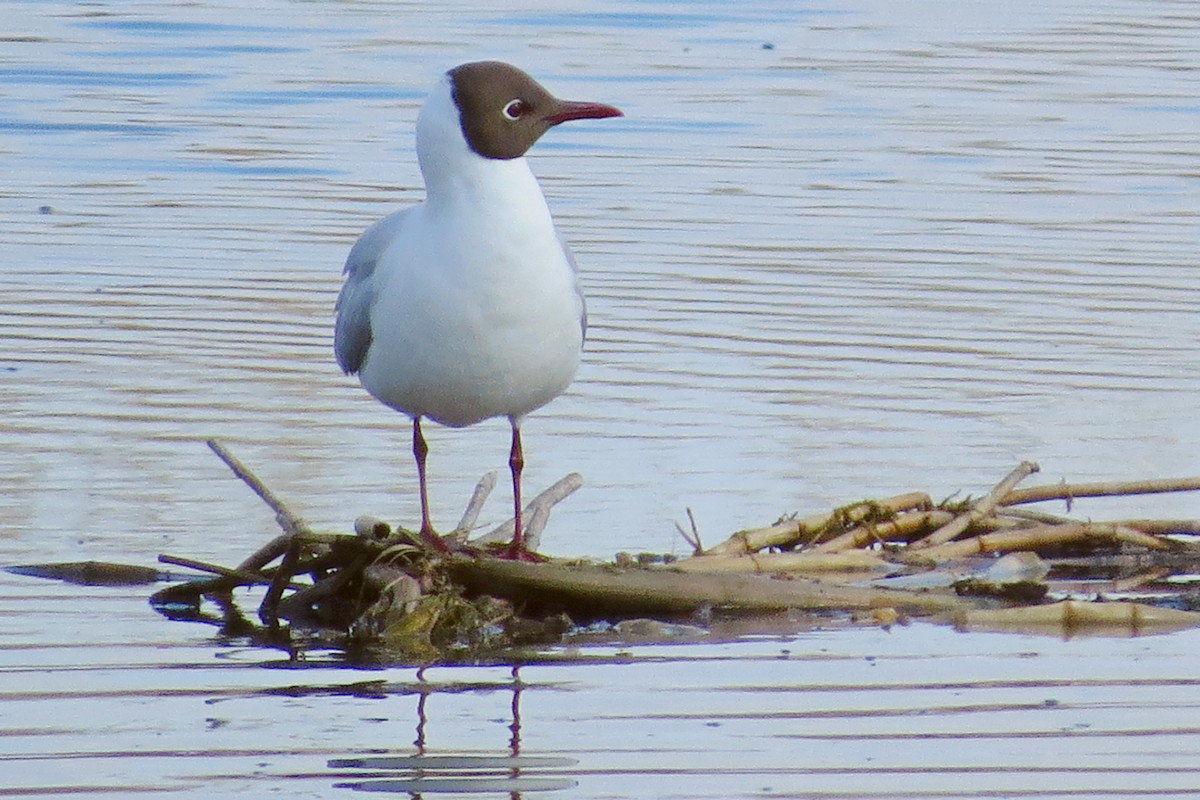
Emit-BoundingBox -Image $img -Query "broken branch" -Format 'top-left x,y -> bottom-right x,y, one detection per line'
207,439 -> 312,538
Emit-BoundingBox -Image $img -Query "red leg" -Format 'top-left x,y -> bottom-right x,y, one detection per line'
412,417 -> 448,552
505,422 -> 526,559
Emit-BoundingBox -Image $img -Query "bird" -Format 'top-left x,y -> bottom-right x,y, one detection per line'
334,61 -> 621,560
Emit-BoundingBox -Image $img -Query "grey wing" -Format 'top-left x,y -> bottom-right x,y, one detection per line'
334,259 -> 374,375
334,209 -> 413,375
558,232 -> 588,342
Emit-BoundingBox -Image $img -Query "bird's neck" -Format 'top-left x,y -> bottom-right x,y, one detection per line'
422,150 -> 548,219
415,75 -> 553,222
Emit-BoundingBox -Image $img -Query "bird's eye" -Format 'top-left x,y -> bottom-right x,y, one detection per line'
502,99 -> 529,120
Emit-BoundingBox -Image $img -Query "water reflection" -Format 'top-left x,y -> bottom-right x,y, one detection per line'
328,667 -> 578,794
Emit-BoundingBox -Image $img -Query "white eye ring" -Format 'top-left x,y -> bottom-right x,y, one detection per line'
502,99 -> 527,120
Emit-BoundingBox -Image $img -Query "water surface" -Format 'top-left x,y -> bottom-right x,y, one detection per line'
2,0 -> 1199,796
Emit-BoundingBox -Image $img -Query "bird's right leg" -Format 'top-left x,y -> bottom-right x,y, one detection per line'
412,416 -> 449,552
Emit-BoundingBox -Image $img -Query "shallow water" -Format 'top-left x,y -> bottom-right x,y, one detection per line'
2,0 -> 1200,796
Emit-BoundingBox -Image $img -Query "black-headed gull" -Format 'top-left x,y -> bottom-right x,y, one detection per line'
335,61 -> 621,559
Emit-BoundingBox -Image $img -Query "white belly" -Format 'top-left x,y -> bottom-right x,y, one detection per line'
358,205 -> 584,428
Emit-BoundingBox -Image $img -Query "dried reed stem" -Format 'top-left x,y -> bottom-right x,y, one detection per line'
1001,476 -> 1200,506
910,461 -> 1039,550
705,492 -> 932,556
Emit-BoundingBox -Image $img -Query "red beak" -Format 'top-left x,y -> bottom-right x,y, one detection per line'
543,100 -> 623,126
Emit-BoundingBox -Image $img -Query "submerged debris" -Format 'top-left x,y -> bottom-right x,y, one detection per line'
131,442 -> 1200,663
5,561 -> 170,586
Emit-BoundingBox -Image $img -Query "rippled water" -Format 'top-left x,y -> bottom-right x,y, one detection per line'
3,0 -> 1199,796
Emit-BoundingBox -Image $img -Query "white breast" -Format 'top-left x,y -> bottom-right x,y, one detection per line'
356,81 -> 584,427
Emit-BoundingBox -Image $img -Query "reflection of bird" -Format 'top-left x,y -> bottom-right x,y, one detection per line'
334,62 -> 622,559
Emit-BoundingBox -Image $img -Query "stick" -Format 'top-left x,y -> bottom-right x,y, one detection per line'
666,550 -> 890,574
1109,524 -> 1178,551
473,473 -> 583,545
158,554 -> 274,586
1116,519 -> 1200,535
992,507 -> 1079,526
259,537 -> 302,628
274,549 -> 377,624
206,439 -> 312,537
953,599 -> 1200,633
811,510 -> 955,553
910,461 -> 1039,550
703,492 -> 932,556
235,534 -> 292,573
673,509 -> 705,556
905,522 -> 1170,563
1001,476 -> 1200,506
449,471 -> 498,543
448,556 -> 965,616
521,504 -> 552,553
1110,568 -> 1174,593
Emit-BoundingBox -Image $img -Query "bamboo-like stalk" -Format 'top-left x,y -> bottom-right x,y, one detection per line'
905,522 -> 1170,563
448,556 -> 963,615
910,461 -> 1039,550
665,550 -> 890,574
703,492 -> 932,556
953,599 -> 1200,632
1116,519 -> 1200,535
1001,476 -> 1200,506
354,515 -> 392,540
992,507 -> 1079,526
811,510 -> 955,553
1109,568 -> 1174,593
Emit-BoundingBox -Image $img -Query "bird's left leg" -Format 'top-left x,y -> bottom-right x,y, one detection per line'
505,420 -> 535,560
412,416 -> 450,553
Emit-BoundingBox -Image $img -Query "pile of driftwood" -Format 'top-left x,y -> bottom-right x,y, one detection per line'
148,443 -> 1200,661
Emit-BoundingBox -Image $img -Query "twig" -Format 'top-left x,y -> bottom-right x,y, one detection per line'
236,534 -> 291,573
1001,476 -> 1200,506
521,504 -> 552,553
234,530 -> 348,573
274,549 -> 378,625
206,439 -> 312,537
473,473 -> 583,546
259,537 -> 302,628
911,461 -> 1039,550
449,471 -> 498,543
1109,524 -> 1179,551
158,554 -> 275,586
674,508 -> 704,555
686,508 -> 703,554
